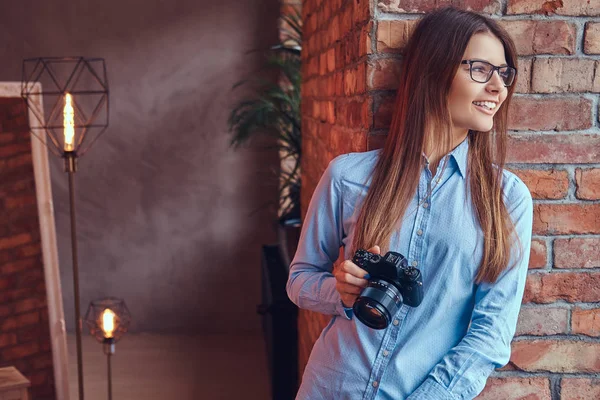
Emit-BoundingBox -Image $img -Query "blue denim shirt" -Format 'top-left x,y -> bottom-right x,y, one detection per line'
286,137 -> 533,400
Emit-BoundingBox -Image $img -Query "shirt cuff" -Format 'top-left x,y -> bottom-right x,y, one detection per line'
336,299 -> 353,320
406,376 -> 454,400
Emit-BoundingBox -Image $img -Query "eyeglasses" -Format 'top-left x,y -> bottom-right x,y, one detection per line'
461,60 -> 516,87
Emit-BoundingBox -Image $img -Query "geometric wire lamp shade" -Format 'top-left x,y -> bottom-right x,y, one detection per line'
84,297 -> 132,344
21,57 -> 109,157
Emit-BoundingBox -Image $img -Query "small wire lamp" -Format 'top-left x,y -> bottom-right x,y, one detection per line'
21,57 -> 109,400
85,298 -> 131,400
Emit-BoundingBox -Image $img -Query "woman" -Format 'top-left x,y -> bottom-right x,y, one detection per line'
286,6 -> 534,400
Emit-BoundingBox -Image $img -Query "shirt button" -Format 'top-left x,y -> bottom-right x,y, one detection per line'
373,381 -> 379,388
423,202 -> 429,209
411,261 -> 418,267
393,319 -> 399,326
417,229 -> 423,236
383,350 -> 389,357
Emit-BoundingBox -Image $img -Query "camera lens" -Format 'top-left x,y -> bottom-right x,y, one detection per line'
353,279 -> 402,330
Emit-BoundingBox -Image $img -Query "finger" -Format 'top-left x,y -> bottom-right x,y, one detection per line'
341,260 -> 370,279
366,245 -> 381,255
341,295 -> 357,308
336,282 -> 363,295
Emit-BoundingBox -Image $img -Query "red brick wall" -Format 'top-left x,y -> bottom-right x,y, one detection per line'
0,98 -> 55,399
300,0 -> 600,397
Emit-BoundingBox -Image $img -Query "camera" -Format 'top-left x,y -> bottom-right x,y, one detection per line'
352,249 -> 424,329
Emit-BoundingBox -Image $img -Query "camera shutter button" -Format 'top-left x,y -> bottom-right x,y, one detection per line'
411,260 -> 418,267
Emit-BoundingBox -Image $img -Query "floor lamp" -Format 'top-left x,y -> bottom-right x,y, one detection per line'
21,57 -> 110,400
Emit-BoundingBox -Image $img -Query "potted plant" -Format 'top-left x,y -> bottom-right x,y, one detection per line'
227,7 -> 302,265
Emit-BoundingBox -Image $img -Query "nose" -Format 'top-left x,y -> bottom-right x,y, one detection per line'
486,70 -> 505,92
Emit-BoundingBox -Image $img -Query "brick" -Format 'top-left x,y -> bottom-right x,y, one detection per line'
336,98 -> 371,130
7,215 -> 40,238
376,20 -> 417,53
0,142 -> 31,159
0,257 -> 38,274
367,58 -> 402,90
328,126 -> 366,154
584,23 -> 600,54
16,324 -> 46,343
528,239 -> 547,269
516,306 -> 568,336
554,238 -> 600,269
533,204 -> 600,235
0,132 -> 17,145
524,272 -> 600,303
510,169 -> 568,200
360,22 -> 373,57
0,288 -> 30,303
5,194 -> 37,209
27,369 -> 49,386
4,153 -> 33,170
352,0 -> 370,25
507,97 -> 592,131
323,101 -> 335,124
572,308 -> 600,337
507,134 -> 600,164
532,58 -> 598,93
16,267 -> 44,287
510,340 -> 600,372
0,333 -> 17,348
0,311 -> 40,331
368,132 -> 387,150
378,0 -> 501,14
499,20 -> 576,55
0,178 -> 35,197
575,168 -> 600,200
508,0 -> 600,15
561,378 -> 600,400
31,352 -> 54,370
1,341 -> 40,361
340,5 -> 353,37
478,377 -> 551,400
514,58 -> 531,94
344,62 -> 366,95
0,233 -> 32,250
373,93 -> 395,129
14,296 -> 46,314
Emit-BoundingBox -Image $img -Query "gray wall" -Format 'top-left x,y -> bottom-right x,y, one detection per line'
0,0 -> 281,333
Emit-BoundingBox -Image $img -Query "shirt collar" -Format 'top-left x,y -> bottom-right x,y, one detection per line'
449,136 -> 468,179
421,136 -> 469,180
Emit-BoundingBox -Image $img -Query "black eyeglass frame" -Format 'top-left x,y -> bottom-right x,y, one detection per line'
460,60 -> 517,87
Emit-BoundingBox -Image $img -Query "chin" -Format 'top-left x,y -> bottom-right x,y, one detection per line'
470,120 -> 494,132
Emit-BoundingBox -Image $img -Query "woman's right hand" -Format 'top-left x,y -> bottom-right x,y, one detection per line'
334,245 -> 381,308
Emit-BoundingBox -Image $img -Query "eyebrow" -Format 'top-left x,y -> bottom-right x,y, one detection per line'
470,58 -> 508,67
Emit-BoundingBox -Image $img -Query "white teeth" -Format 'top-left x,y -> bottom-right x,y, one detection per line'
473,101 -> 497,110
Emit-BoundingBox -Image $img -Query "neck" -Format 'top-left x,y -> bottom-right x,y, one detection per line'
424,128 -> 468,171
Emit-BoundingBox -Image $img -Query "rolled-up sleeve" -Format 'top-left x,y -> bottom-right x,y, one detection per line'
407,177 -> 534,400
286,155 -> 350,318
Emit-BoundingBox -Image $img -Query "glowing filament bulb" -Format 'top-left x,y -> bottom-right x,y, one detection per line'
63,93 -> 75,151
101,308 -> 116,339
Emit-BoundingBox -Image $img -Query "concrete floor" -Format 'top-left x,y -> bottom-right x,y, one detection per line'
67,333 -> 271,400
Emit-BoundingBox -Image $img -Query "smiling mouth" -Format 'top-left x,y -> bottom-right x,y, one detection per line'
472,101 -> 497,112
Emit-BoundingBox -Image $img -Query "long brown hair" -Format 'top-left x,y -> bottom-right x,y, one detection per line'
351,7 -> 520,284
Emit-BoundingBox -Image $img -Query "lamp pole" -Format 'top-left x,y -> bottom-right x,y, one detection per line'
65,151 -> 84,400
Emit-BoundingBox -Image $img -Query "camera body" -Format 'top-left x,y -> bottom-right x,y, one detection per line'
352,249 -> 424,329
